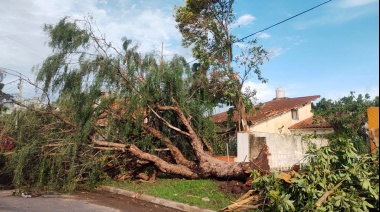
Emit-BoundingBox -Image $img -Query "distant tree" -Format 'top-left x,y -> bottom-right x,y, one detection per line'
175,0 -> 268,131
0,71 -> 11,114
312,92 -> 379,153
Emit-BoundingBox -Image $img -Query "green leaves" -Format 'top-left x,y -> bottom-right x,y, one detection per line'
362,178 -> 371,190
250,137 -> 379,211
175,0 -> 236,70
313,92 -> 379,153
176,1 -> 269,132
1,15 -> 227,191
43,17 -> 90,52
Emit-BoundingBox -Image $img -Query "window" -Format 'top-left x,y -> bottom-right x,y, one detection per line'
291,109 -> 299,120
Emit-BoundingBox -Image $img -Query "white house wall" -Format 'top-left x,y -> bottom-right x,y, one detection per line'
236,132 -> 328,171
255,131 -> 328,171
290,128 -> 334,135
236,132 -> 250,162
249,103 -> 314,134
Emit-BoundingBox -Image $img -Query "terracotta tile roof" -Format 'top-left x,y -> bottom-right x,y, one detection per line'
96,100 -> 126,126
96,99 -> 147,126
288,116 -> 332,129
210,95 -> 321,125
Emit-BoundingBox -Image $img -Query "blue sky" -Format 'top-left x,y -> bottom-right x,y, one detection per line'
234,0 -> 379,104
0,0 -> 378,109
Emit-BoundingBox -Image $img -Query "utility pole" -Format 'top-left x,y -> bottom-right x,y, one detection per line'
160,42 -> 164,68
17,74 -> 22,105
15,74 -> 22,128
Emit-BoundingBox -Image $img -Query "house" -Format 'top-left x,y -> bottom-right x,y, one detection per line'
210,88 -> 333,135
93,94 -> 149,142
3,97 -> 45,114
211,88 -> 333,170
95,97 -> 148,127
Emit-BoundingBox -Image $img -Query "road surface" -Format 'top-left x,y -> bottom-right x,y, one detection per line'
0,189 -> 181,212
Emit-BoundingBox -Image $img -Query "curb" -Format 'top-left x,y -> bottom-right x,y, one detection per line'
98,186 -> 215,212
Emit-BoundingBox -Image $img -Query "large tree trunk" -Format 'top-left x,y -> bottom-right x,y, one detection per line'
236,95 -> 249,132
92,137 -> 270,181
91,98 -> 270,181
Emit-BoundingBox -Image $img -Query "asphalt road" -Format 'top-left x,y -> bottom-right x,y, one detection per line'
0,190 -> 181,212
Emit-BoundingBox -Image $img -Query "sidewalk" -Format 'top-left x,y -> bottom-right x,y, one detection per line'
99,186 -> 216,212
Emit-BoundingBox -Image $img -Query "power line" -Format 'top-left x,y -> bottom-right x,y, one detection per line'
235,0 -> 332,43
0,34 -> 46,57
4,79 -> 19,85
0,67 -> 30,80
186,0 -> 332,64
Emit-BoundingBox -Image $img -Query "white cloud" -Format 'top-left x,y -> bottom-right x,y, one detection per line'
267,47 -> 285,59
257,32 -> 271,39
338,0 -> 378,8
100,8 -> 182,54
234,42 -> 248,49
213,81 -> 275,114
231,14 -> 256,28
242,81 -> 275,103
97,0 -> 107,5
0,0 -> 191,100
294,9 -> 375,30
294,0 -> 378,29
293,39 -> 307,46
0,0 -> 186,74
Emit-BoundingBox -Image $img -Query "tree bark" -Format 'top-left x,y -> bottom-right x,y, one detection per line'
91,98 -> 269,181
237,95 -> 248,132
91,134 -> 270,181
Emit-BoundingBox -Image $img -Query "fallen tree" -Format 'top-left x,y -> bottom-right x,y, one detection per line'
220,137 -> 379,211
0,16 -> 269,190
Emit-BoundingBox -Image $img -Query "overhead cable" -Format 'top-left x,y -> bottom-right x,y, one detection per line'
186,0 -> 332,64
235,0 -> 332,43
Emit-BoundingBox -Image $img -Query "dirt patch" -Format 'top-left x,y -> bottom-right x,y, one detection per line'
218,180 -> 251,195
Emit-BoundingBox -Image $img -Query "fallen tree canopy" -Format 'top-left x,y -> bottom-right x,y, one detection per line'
220,137 -> 379,212
0,17 -> 269,190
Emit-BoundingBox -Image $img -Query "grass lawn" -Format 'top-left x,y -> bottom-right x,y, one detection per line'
101,178 -> 239,211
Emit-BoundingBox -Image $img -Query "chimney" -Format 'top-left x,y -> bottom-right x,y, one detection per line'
275,88 -> 285,99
